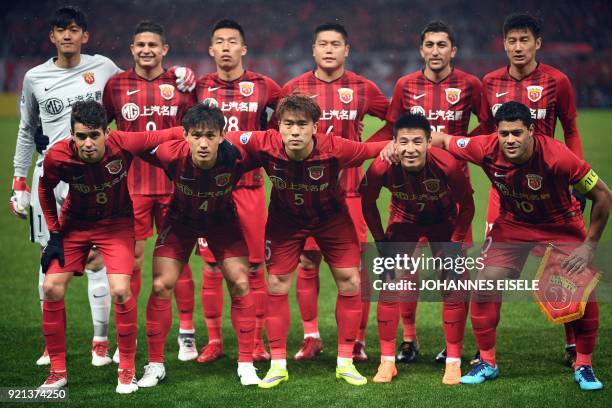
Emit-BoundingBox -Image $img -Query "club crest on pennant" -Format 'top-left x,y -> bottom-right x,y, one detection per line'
239,81 -> 254,97
526,174 -> 543,191
308,166 -> 325,180
105,159 -> 123,175
159,84 -> 175,100
338,88 -> 353,104
444,88 -> 461,105
423,178 -> 440,193
526,85 -> 544,103
215,173 -> 232,187
82,72 -> 95,85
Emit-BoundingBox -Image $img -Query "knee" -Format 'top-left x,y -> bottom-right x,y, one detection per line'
152,277 -> 173,298
268,274 -> 291,294
337,272 -> 360,294
299,252 -> 322,269
111,286 -> 132,303
43,280 -> 65,301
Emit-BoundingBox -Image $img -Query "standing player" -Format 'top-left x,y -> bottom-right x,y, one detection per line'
136,104 -> 261,387
103,21 -> 198,363
480,13 -> 585,364
37,100 -> 182,393
360,113 -> 474,384
280,22 -> 389,362
12,6 -> 120,367
195,19 -> 280,363
434,101 -> 610,391
368,20 -> 488,364
226,95 -> 391,388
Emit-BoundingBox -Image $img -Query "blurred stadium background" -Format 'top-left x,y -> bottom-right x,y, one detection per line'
0,0 -> 611,406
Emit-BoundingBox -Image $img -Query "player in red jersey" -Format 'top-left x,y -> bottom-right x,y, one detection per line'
195,19 -> 280,364
360,112 -> 474,384
103,21 -> 198,363
480,13 -> 586,364
280,22 -> 389,362
368,20 -> 488,365
225,95 -> 391,388
136,104 -> 262,387
37,100 -> 181,393
434,101 -> 610,390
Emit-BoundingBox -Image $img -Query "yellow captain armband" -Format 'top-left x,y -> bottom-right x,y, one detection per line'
574,169 -> 599,194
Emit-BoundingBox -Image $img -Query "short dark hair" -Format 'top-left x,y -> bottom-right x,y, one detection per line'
70,101 -> 107,131
182,104 -> 226,133
276,94 -> 322,123
134,20 -> 166,43
313,22 -> 349,44
494,101 -> 532,128
211,19 -> 246,44
50,6 -> 88,31
503,13 -> 541,38
393,112 -> 432,139
420,20 -> 457,46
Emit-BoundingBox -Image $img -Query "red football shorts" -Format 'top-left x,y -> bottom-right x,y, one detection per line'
482,216 -> 586,273
198,186 -> 266,264
155,215 -> 248,263
386,222 -> 455,256
132,194 -> 172,241
303,196 -> 367,251
46,217 -> 135,275
266,211 -> 360,275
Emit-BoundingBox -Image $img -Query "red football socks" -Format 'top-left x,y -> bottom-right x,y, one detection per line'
265,292 -> 290,360
43,299 -> 67,372
377,301 -> 399,358
201,267 -> 224,343
146,296 -> 172,363
175,264 -> 194,331
296,266 -> 319,335
249,267 -> 267,343
115,296 -> 137,370
336,292 -> 361,358
231,293 -> 256,362
442,301 -> 468,359
400,301 -> 418,341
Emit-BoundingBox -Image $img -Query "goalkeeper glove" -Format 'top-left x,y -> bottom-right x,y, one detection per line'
41,232 -> 64,274
34,125 -> 50,154
171,66 -> 196,93
9,176 -> 31,219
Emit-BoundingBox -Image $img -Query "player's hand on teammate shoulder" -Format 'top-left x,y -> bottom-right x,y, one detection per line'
379,141 -> 400,165
170,66 -> 196,93
9,176 -> 31,220
41,232 -> 65,273
561,241 -> 597,275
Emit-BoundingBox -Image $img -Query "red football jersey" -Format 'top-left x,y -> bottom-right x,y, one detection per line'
151,138 -> 247,231
227,130 -> 388,222
360,147 -> 473,242
481,63 -> 582,157
196,71 -> 281,188
447,134 -> 589,224
39,128 -> 181,233
103,69 -> 197,195
386,68 -> 488,135
281,70 -> 389,196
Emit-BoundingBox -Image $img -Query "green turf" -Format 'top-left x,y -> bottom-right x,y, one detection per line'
0,112 -> 611,407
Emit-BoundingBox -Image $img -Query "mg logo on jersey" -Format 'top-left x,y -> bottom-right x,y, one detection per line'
44,98 -> 64,115
269,176 -> 287,190
159,84 -> 175,100
105,159 -> 123,175
202,97 -> 218,108
526,86 -> 544,103
444,88 -> 461,105
423,179 -> 440,193
337,88 -> 353,104
82,72 -> 95,85
239,81 -> 254,97
410,105 -> 426,116
491,103 -> 502,116
121,103 -> 140,121
526,174 -> 543,191
215,173 -> 232,187
494,181 -> 510,195
308,166 -> 325,181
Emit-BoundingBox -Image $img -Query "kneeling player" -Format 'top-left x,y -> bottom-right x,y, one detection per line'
360,113 -> 474,384
435,101 -> 611,390
38,100 -> 181,393
225,95 -> 392,388
137,104 -> 261,387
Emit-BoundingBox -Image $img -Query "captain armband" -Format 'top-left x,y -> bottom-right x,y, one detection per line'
574,169 -> 599,194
